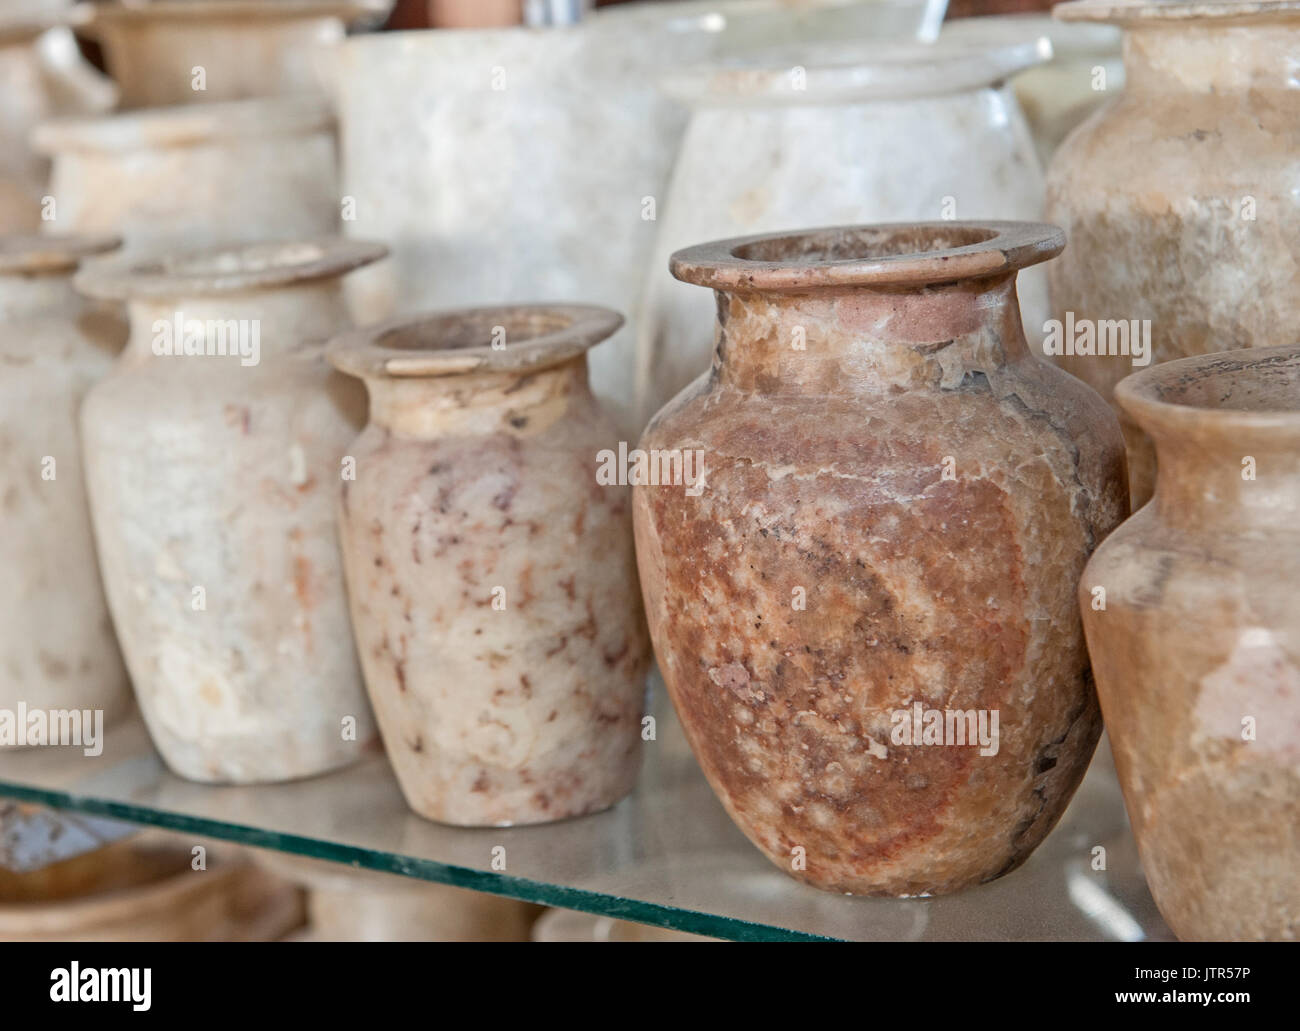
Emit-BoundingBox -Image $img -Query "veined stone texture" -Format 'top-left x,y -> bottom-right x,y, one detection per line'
0,235 -> 130,731
634,38 -> 1052,430
634,223 -> 1128,896
1047,3 -> 1300,506
1081,345 -> 1300,941
329,305 -> 650,827
76,240 -> 384,783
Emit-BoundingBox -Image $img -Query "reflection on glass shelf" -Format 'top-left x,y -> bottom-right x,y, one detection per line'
0,677 -> 1172,941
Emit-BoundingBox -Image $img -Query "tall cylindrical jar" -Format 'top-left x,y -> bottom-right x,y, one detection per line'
0,235 -> 130,732
328,304 -> 650,826
33,98 -> 340,260
634,38 -> 1051,427
1046,0 -> 1300,506
634,222 -> 1128,896
1080,345 -> 1300,941
76,239 -> 385,783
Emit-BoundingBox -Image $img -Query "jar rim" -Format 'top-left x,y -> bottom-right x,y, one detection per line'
670,220 -> 1064,292
327,304 -> 624,381
74,238 -> 386,299
1055,0 -> 1300,28
0,234 -> 121,275
81,0 -> 387,27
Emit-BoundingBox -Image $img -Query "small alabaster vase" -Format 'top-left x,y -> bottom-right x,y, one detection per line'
634,222 -> 1129,896
76,239 -> 385,784
0,234 -> 131,733
1047,0 -> 1300,506
1081,345 -> 1300,941
328,304 -> 650,827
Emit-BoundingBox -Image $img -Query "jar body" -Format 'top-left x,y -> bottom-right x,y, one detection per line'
634,281 -> 1127,895
81,318 -> 374,783
337,362 -> 649,826
0,286 -> 130,728
636,88 -> 1048,426
1045,24 -> 1300,505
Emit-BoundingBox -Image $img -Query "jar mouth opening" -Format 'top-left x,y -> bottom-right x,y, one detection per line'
0,234 -> 120,275
1055,0 -> 1300,27
327,304 -> 624,380
74,238 -> 387,299
671,221 -> 1064,291
1116,346 -> 1300,428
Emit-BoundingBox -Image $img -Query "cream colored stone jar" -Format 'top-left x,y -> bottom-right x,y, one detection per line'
1047,0 -> 1300,507
634,37 -> 1052,427
0,235 -> 130,733
634,222 -> 1128,896
328,304 -> 650,826
33,97 -> 340,259
76,239 -> 385,784
1081,346 -> 1300,941
83,0 -> 385,109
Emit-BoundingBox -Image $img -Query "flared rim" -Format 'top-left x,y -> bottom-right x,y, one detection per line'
327,304 -> 624,380
1055,0 -> 1300,27
669,220 -> 1065,292
0,234 -> 121,275
74,239 -> 386,299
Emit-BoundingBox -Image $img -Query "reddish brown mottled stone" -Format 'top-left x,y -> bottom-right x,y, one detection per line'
634,222 -> 1128,896
1081,345 -> 1300,941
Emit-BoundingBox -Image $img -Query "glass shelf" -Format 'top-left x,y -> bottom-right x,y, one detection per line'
0,676 -> 1171,942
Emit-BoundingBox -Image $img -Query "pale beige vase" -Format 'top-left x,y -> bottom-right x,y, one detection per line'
328,304 -> 650,826
1081,345 -> 1300,941
1047,0 -> 1300,506
75,240 -> 386,784
0,234 -> 131,734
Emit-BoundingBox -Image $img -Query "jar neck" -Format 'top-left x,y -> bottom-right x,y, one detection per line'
1151,423 -> 1300,533
120,281 -> 350,367
0,272 -> 84,321
1122,23 -> 1300,94
713,273 -> 1029,397
363,356 -> 592,439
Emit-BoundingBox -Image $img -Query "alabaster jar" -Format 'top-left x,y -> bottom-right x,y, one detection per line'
634,222 -> 1128,896
83,0 -> 385,109
634,38 -> 1051,428
33,97 -> 339,260
0,235 -> 130,733
75,239 -> 385,784
1080,346 -> 1300,941
1046,0 -> 1300,507
0,13 -> 115,231
328,304 -> 650,826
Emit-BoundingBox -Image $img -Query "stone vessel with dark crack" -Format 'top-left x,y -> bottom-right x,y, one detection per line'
1081,345 -> 1300,941
328,304 -> 650,827
633,222 -> 1129,896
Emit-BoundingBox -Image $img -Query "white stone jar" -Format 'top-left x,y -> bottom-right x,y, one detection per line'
633,37 -> 1052,426
0,234 -> 130,732
328,304 -> 650,826
33,97 -> 340,260
82,0 -> 386,109
76,239 -> 386,784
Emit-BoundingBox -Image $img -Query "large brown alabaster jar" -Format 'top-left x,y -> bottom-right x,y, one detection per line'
633,222 -> 1129,896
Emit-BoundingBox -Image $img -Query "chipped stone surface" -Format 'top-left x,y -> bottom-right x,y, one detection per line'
634,223 -> 1128,896
0,234 -> 130,732
1046,9 -> 1300,505
329,305 -> 649,827
76,240 -> 384,783
1081,345 -> 1300,940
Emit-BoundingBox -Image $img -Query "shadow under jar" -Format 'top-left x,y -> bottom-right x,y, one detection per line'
75,239 -> 385,784
327,304 -> 650,827
1080,345 -> 1300,941
633,221 -> 1129,897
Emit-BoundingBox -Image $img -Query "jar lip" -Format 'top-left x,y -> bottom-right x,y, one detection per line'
327,304 -> 624,381
1115,345 -> 1300,430
1055,0 -> 1300,27
660,37 -> 1052,107
31,95 -> 333,155
81,0 -> 387,27
670,220 -> 1065,292
0,234 -> 121,275
74,238 -> 386,299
